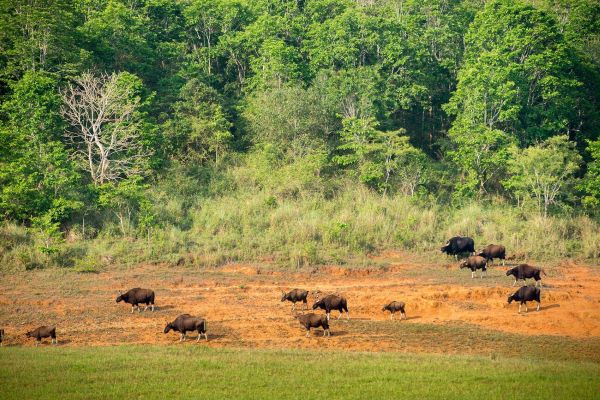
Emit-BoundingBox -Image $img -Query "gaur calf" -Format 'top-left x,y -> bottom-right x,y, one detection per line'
508,286 -> 541,313
25,326 -> 56,346
459,255 -> 488,279
506,264 -> 546,287
382,301 -> 406,320
116,287 -> 155,313
0,328 -> 4,346
281,289 -> 309,311
477,244 -> 506,265
312,294 -> 349,321
441,236 -> 475,259
164,314 -> 208,342
296,313 -> 331,337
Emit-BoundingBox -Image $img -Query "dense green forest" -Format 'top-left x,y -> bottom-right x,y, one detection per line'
1,0 -> 599,270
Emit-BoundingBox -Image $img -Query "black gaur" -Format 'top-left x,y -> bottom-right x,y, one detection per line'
116,288 -> 155,313
477,244 -> 506,265
508,286 -> 541,313
382,301 -> 406,320
459,255 -> 488,279
296,313 -> 331,337
506,264 -> 546,287
441,236 -> 475,259
25,326 -> 56,346
164,314 -> 208,342
281,289 -> 309,311
312,294 -> 349,321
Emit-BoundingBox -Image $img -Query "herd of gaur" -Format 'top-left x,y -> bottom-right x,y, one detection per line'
1,236 -> 548,346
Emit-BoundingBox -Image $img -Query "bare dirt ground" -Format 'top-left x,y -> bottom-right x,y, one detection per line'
1,252 -> 599,361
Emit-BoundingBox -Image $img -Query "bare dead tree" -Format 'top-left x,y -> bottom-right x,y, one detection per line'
61,72 -> 147,185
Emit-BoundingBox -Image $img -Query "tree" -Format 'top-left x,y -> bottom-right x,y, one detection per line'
164,78 -> 233,165
446,125 -> 515,197
244,85 -> 337,160
98,176 -> 151,236
503,135 -> 581,217
445,0 -> 582,146
0,71 -> 81,222
61,71 -> 150,185
334,117 -> 426,194
580,139 -> 600,211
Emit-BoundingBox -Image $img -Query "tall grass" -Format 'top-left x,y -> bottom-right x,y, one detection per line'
1,183 -> 598,272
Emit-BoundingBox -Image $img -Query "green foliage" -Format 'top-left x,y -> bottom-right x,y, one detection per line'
335,117 -> 427,193
580,139 -> 600,211
98,176 -> 152,236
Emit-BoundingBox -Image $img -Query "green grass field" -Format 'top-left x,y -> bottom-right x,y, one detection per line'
1,346 -> 598,400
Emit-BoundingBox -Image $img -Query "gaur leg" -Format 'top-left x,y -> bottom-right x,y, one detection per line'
291,302 -> 296,312
524,302 -> 528,313
518,303 -> 521,313
305,327 -> 310,337
179,332 -> 185,342
326,310 -> 330,321
536,301 -> 540,311
303,299 -> 307,310
390,311 -> 394,320
204,331 -> 208,341
471,270 -> 475,279
151,304 -> 154,312
512,279 -> 517,286
143,303 -> 149,312
337,309 -> 343,320
131,305 -> 135,313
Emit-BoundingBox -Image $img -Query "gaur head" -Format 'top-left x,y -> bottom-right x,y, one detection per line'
163,322 -> 173,334
507,294 -> 514,304
459,260 -> 468,269
25,331 -> 33,338
115,291 -> 124,303
280,292 -> 287,302
382,305 -> 389,312
506,269 -> 513,276
312,299 -> 324,309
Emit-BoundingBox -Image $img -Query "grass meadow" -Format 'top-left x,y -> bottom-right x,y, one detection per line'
1,346 -> 599,400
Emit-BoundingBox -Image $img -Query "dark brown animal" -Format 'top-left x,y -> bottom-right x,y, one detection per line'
25,326 -> 56,346
477,244 -> 506,265
459,255 -> 488,278
281,289 -> 309,311
296,313 -> 331,337
116,288 -> 155,313
312,294 -> 349,321
0,328 -> 4,346
441,236 -> 475,259
164,314 -> 208,342
382,301 -> 406,320
506,264 -> 546,287
508,286 -> 541,313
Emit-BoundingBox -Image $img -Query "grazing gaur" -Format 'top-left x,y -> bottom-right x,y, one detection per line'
0,328 -> 4,346
459,255 -> 488,279
116,288 -> 155,313
25,326 -> 56,346
477,244 -> 506,265
164,314 -> 208,342
281,289 -> 309,311
296,313 -> 331,337
506,264 -> 546,287
382,301 -> 406,320
441,236 -> 475,259
507,286 -> 541,313
312,294 -> 349,321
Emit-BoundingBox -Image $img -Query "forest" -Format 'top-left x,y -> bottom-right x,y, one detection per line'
1,0 -> 599,271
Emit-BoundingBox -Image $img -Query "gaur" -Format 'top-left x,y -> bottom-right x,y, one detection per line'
281,289 -> 309,311
164,314 -> 208,342
441,236 -> 475,259
0,328 -> 4,346
25,326 -> 56,346
508,286 -> 541,313
382,301 -> 406,320
312,294 -> 349,321
459,255 -> 488,279
506,264 -> 546,287
116,288 -> 155,313
477,244 -> 506,265
296,313 -> 331,337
